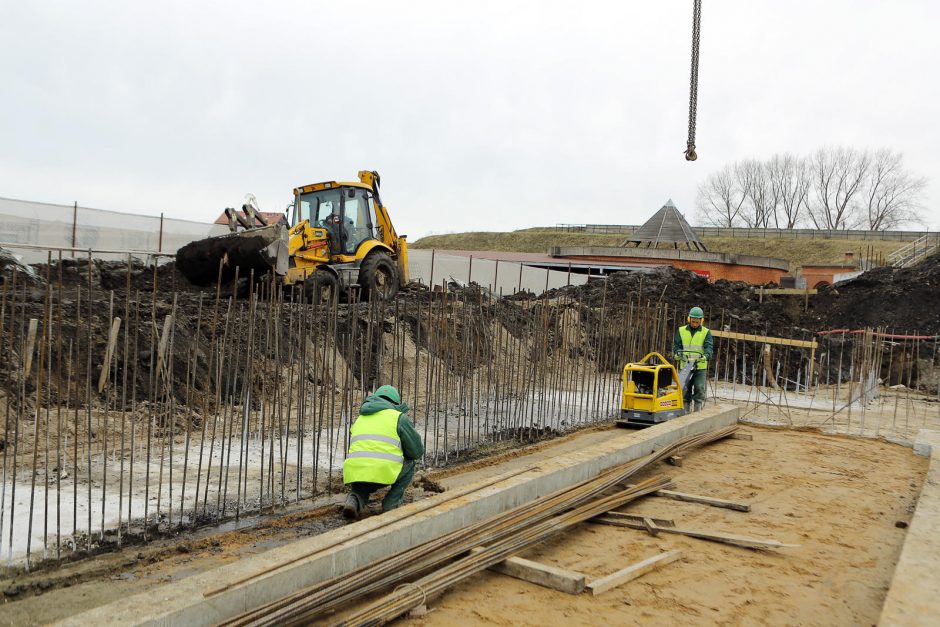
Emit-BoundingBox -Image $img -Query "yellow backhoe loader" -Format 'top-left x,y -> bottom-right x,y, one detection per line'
176,170 -> 409,300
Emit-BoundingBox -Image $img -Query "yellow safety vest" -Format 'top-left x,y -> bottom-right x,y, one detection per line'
343,408 -> 404,485
679,324 -> 710,370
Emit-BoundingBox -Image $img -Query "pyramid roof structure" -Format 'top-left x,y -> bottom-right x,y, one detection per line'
620,199 -> 708,252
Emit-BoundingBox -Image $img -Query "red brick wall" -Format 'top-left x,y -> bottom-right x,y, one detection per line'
800,265 -> 853,288
568,255 -> 786,285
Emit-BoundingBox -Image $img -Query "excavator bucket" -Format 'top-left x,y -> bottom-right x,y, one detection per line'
176,224 -> 289,286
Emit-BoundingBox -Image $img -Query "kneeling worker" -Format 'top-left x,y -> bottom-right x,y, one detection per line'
673,306 -> 714,413
343,385 -> 424,519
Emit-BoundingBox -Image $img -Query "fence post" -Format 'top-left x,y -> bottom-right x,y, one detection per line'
158,212 -> 164,252
71,201 -> 78,257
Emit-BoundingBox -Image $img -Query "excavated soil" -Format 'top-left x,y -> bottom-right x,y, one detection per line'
546,252 -> 940,336
811,253 -> 940,332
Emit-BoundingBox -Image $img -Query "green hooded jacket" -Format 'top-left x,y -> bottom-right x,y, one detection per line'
358,393 -> 425,461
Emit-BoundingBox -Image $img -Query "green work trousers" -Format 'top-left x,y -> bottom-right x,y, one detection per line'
684,369 -> 707,406
348,460 -> 415,512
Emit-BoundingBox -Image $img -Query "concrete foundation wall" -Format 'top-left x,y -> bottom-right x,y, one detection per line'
880,429 -> 940,626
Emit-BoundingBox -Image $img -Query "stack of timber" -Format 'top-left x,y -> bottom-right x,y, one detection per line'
220,425 -> 738,627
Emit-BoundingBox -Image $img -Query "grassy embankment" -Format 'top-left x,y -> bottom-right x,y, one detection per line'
411,228 -> 902,270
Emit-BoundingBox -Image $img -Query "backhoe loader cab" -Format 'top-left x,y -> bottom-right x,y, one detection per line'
176,170 -> 409,301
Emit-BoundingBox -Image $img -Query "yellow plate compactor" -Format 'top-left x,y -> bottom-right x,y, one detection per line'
617,351 -> 698,428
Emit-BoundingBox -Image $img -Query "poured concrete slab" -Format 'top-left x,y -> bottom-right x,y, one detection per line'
59,406 -> 739,627
880,429 -> 940,626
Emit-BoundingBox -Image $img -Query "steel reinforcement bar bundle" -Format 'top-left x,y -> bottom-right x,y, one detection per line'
221,424 -> 737,626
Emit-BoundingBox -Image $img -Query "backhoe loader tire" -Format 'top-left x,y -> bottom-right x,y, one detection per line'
359,252 -> 399,301
304,269 -> 340,305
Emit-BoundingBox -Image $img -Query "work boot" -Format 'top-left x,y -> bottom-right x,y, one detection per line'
342,494 -> 361,520
694,401 -> 704,413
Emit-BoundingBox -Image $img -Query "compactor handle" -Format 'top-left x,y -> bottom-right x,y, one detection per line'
674,349 -> 705,364
637,352 -> 671,365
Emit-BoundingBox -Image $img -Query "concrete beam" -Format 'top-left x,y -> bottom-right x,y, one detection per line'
60,407 -> 739,627
880,429 -> 940,626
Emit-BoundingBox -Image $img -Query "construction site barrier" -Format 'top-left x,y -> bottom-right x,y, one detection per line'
0,196 -> 223,263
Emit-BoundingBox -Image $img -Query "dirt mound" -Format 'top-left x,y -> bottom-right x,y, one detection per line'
811,252 -> 940,333
546,259 -> 940,337
548,267 -> 804,336
27,257 -> 209,295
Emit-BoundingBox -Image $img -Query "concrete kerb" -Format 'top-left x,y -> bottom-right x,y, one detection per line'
880,428 -> 940,626
60,406 -> 740,627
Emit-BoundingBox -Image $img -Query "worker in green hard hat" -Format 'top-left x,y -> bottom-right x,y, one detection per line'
342,384 -> 424,520
673,306 -> 714,412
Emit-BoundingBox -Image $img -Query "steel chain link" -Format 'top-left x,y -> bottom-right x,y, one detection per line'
685,0 -> 702,161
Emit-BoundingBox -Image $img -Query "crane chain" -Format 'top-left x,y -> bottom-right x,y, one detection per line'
685,0 -> 702,161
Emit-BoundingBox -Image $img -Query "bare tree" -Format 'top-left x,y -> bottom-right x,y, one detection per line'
736,159 -> 775,228
694,146 -> 926,232
863,149 -> 926,230
766,153 -> 810,228
806,146 -> 871,230
695,163 -> 746,227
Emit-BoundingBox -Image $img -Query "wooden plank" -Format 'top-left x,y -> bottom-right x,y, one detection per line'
97,316 -> 123,393
642,517 -> 660,537
712,329 -> 817,349
808,345 -> 816,389
654,489 -> 751,512
23,318 -> 38,379
594,512 -> 676,527
752,288 -> 818,296
471,549 -> 586,594
586,550 -> 682,595
762,344 -> 780,390
592,519 -> 798,550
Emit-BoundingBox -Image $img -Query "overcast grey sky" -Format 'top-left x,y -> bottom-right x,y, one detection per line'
1,1 -> 938,238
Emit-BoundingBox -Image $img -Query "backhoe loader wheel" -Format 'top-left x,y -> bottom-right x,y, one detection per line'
359,252 -> 399,301
304,269 -> 340,305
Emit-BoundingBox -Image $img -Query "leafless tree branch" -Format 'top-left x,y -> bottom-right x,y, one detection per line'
766,153 -> 810,229
864,149 -> 926,230
695,163 -> 746,227
807,146 -> 871,230
694,146 -> 927,232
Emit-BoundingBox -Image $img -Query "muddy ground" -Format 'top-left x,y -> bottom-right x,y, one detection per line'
0,422 -> 925,625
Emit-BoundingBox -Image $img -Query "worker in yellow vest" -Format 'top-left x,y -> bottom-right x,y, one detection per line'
673,306 -> 714,412
342,385 -> 424,520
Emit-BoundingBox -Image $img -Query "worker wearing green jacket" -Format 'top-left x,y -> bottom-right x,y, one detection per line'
673,306 -> 714,412
342,385 -> 424,520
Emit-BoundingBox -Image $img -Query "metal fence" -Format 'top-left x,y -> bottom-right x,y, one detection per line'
0,197 -> 223,264
556,223 -> 940,242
